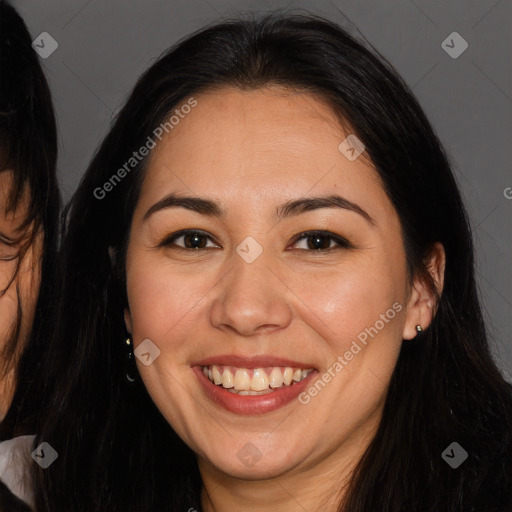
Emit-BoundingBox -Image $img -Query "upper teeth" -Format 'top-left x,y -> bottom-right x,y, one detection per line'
202,365 -> 313,394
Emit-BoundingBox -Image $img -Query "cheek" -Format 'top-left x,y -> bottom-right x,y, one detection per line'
0,260 -> 17,292
125,252 -> 208,347
0,259 -> 40,352
294,256 -> 405,350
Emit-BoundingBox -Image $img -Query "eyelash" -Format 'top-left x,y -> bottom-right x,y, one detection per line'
158,229 -> 352,253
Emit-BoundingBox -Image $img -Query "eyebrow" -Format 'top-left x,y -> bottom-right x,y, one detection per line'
143,193 -> 375,225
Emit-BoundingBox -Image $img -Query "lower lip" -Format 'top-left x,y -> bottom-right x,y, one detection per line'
193,366 -> 317,415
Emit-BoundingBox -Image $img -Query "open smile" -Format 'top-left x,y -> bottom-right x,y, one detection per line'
193,355 -> 318,415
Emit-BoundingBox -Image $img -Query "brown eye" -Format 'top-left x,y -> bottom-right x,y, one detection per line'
159,230 -> 219,251
290,231 -> 352,252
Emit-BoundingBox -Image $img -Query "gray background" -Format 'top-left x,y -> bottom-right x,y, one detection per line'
13,0 -> 512,380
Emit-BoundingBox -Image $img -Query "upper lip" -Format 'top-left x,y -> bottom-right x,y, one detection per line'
193,354 -> 316,369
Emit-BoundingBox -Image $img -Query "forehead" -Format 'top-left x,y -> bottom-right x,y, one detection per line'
138,87 -> 390,219
151,86 -> 349,168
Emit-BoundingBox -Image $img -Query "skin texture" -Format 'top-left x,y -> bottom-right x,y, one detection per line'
0,170 -> 42,421
124,87 -> 445,512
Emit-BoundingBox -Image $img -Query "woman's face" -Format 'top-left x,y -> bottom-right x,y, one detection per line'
0,170 -> 42,420
124,87 -> 439,484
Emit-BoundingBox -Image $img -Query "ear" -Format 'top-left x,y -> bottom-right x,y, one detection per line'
124,308 -> 132,334
402,242 -> 446,340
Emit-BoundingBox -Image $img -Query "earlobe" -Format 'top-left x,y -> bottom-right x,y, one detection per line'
402,282 -> 427,340
124,308 -> 132,334
402,242 -> 446,340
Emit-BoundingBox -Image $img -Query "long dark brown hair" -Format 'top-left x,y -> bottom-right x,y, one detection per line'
30,12 -> 511,512
0,0 -> 60,435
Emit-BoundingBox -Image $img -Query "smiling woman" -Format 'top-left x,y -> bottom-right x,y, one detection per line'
31,12 -> 511,512
0,2 -> 60,511
0,2 -> 60,423
0,173 -> 41,410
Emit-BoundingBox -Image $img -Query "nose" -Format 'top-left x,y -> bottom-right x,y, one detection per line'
210,249 -> 293,337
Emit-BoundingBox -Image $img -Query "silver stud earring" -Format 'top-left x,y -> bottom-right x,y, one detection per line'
416,325 -> 423,335
125,337 -> 137,384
